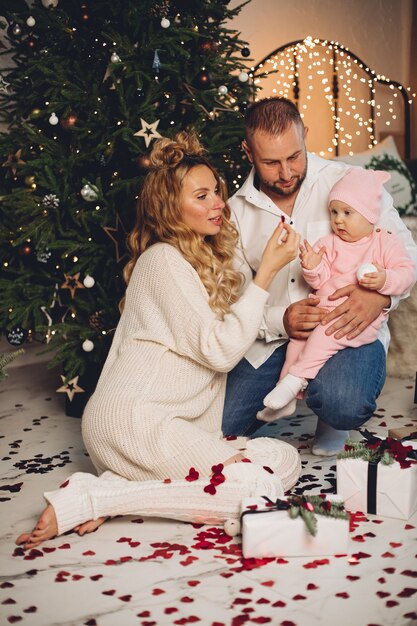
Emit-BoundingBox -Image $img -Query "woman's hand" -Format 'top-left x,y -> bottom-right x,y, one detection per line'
254,223 -> 300,291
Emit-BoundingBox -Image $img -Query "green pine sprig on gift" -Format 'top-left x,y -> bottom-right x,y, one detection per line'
286,495 -> 349,537
337,439 -> 395,466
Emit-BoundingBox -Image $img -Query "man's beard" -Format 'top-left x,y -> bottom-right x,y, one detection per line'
262,170 -> 306,197
261,158 -> 308,198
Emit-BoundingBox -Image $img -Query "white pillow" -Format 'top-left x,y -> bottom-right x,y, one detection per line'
334,136 -> 417,217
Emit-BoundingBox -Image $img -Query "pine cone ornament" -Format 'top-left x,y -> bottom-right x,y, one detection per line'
42,193 -> 60,209
89,311 -> 105,330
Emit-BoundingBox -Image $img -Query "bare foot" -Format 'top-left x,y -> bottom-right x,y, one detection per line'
74,516 -> 108,536
16,504 -> 58,550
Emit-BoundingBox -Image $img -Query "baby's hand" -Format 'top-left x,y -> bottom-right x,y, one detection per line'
358,262 -> 386,291
299,239 -> 325,270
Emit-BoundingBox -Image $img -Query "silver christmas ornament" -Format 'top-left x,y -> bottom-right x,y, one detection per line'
238,71 -> 249,83
83,275 -> 95,288
49,112 -> 59,125
160,17 -> 170,28
82,339 -> 94,352
80,183 -> 99,202
26,16 -> 36,27
218,85 -> 228,95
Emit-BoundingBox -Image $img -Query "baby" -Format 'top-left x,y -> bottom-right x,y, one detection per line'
259,167 -> 416,420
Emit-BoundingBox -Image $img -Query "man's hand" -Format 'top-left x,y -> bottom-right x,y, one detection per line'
283,297 -> 326,339
322,284 -> 390,339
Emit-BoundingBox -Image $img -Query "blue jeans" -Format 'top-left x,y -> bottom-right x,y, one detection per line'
221,340 -> 386,436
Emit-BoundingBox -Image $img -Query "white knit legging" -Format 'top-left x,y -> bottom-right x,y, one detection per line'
44,438 -> 301,535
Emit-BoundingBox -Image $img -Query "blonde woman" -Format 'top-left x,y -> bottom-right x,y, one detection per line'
17,133 -> 301,549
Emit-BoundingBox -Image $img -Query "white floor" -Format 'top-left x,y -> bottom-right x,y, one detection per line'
1,344 -> 417,626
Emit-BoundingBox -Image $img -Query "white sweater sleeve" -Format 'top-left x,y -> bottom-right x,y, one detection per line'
130,244 -> 270,373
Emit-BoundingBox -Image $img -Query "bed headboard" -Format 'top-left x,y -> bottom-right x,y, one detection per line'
252,37 -> 412,160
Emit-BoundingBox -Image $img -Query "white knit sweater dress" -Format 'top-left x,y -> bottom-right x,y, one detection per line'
81,242 -> 272,482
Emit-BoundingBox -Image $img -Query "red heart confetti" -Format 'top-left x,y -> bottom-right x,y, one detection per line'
397,588 -> 417,597
401,570 -> 417,577
256,598 -> 270,604
152,588 -> 165,595
272,600 -> 286,607
185,468 -> 199,482
386,600 -> 399,607
352,552 -> 371,559
376,591 -> 390,598
164,608 -> 178,614
336,592 -> 349,598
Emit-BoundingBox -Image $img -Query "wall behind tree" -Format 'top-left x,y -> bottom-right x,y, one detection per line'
230,0 -> 416,157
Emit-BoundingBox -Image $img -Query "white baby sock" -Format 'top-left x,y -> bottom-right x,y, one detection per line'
263,374 -> 308,410
256,398 -> 297,423
311,419 -> 349,456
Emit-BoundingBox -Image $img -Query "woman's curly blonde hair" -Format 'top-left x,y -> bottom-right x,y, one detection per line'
122,132 -> 243,318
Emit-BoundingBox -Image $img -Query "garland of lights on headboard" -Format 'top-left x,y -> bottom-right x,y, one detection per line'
252,37 -> 414,159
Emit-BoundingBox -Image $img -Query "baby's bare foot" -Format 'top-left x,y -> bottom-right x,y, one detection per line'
74,516 -> 108,536
16,504 -> 58,549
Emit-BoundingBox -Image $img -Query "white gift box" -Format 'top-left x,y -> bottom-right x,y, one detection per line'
240,496 -> 350,559
337,453 -> 417,520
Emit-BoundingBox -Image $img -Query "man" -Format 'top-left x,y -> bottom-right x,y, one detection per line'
222,97 -> 417,455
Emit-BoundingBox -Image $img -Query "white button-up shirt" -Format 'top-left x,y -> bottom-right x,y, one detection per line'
229,153 -> 417,368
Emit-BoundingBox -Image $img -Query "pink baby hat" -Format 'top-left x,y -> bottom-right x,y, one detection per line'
328,168 -> 391,224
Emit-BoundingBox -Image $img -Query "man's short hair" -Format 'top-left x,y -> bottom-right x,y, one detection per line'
245,97 -> 304,141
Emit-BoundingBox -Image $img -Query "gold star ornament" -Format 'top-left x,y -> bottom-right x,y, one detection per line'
56,375 -> 85,401
134,118 -> 162,147
61,272 -> 84,298
2,148 -> 26,176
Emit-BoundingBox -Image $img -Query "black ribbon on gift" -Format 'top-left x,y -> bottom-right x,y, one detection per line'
240,496 -> 290,521
358,429 -> 417,514
367,460 -> 379,515
359,429 -> 417,461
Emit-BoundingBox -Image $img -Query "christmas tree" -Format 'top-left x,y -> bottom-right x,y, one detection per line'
0,0 -> 255,415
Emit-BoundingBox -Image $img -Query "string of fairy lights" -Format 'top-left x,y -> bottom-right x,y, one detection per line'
251,36 -> 415,158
